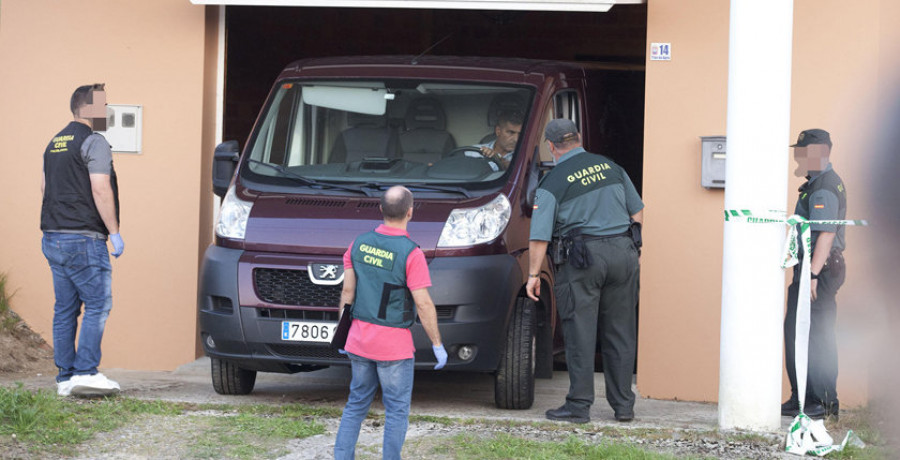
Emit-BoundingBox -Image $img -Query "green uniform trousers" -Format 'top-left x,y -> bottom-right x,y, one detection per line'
554,235 -> 640,417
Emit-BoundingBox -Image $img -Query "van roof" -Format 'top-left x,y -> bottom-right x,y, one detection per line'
278,55 -> 642,83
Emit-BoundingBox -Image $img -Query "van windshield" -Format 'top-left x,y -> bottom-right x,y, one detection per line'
242,80 -> 532,191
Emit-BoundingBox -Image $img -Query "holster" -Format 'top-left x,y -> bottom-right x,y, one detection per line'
629,219 -> 642,256
549,236 -> 570,266
565,228 -> 594,269
826,249 -> 844,272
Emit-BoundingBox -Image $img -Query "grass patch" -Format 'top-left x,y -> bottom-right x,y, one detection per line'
0,272 -> 19,332
822,406 -> 898,460
0,387 -> 329,459
0,385 -> 184,456
187,410 -> 326,459
237,402 -> 344,419
431,432 -> 680,460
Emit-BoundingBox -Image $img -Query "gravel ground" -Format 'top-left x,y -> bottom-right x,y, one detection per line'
66,410 -> 790,460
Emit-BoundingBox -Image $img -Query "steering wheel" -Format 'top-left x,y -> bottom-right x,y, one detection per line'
446,146 -> 490,160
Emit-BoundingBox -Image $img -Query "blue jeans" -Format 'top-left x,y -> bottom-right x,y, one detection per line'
41,232 -> 113,383
334,353 -> 414,460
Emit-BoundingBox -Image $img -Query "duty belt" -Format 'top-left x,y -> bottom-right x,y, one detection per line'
580,230 -> 631,241
552,228 -> 636,269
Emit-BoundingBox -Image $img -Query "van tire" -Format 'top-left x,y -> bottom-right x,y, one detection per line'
211,357 -> 257,395
494,297 -> 535,409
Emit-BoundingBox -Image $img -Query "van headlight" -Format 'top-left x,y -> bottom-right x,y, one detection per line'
215,185 -> 253,240
438,194 -> 510,247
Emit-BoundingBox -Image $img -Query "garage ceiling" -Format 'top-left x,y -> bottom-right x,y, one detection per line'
191,0 -> 644,13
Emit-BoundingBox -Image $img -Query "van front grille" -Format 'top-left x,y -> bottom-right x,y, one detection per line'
258,309 -> 339,321
254,268 -> 341,307
267,344 -> 348,360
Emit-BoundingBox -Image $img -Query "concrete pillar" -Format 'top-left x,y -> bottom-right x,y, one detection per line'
718,0 -> 794,431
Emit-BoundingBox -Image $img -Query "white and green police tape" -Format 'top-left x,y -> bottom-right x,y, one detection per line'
724,210 -> 868,456
786,414 -> 865,456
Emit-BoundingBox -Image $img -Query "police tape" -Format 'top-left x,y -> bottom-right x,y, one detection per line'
724,209 -> 867,270
785,414 -> 865,456
724,209 -> 868,456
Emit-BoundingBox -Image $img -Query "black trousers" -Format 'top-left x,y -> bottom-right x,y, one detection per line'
553,236 -> 640,417
784,252 -> 845,408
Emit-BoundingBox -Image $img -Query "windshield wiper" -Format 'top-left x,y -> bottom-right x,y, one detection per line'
246,160 -> 374,197
400,182 -> 473,198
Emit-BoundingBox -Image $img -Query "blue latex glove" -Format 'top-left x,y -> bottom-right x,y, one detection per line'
432,344 -> 448,370
338,349 -> 348,355
109,233 -> 125,258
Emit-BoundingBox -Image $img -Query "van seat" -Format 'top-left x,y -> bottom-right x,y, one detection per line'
399,97 -> 456,164
330,112 -> 398,163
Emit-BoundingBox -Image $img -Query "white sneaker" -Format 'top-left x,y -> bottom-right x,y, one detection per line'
69,373 -> 121,397
57,379 -> 74,397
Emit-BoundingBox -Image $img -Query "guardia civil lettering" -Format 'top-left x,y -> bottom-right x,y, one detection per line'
567,163 -> 611,186
358,244 -> 395,261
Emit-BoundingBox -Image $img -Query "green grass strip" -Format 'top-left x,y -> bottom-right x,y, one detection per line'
436,432 -> 681,460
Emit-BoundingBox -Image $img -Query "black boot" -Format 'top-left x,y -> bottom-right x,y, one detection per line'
804,402 -> 826,419
545,404 -> 590,424
781,397 -> 800,417
824,400 -> 840,420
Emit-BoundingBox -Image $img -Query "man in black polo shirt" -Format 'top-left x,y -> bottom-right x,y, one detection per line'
526,119 -> 644,423
782,129 -> 846,420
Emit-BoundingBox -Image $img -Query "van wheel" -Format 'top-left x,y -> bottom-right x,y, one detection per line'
211,357 -> 257,395
494,297 -> 535,409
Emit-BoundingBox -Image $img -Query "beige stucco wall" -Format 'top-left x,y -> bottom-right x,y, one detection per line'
639,0 -> 900,406
0,0 -> 212,370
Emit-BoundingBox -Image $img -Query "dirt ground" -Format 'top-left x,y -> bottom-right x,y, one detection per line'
0,310 -> 56,378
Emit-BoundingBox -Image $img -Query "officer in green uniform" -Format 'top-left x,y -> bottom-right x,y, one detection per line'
781,129 -> 846,420
526,119 -> 644,423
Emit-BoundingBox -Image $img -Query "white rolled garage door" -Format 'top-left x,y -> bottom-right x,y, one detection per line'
190,0 -> 643,13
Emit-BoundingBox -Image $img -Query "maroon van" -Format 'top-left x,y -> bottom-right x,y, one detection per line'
199,56 -> 643,409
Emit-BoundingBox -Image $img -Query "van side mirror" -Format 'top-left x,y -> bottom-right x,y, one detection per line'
212,140 -> 240,198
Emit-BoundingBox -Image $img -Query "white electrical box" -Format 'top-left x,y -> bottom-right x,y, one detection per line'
700,136 -> 726,189
100,105 -> 142,153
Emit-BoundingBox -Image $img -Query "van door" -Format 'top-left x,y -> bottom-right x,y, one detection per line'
537,89 -> 583,165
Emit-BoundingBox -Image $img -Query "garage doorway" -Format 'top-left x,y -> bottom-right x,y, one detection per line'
222,5 -> 646,189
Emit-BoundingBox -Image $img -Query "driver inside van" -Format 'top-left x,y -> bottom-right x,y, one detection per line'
475,110 -> 523,171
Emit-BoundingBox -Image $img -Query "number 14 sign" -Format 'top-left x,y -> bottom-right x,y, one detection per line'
651,43 -> 672,61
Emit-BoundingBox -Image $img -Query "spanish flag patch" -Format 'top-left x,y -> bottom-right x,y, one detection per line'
813,204 -> 825,209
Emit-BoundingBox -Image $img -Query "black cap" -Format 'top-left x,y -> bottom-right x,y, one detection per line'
791,129 -> 832,148
544,118 -> 580,144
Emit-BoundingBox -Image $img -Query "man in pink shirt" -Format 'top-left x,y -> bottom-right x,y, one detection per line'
334,185 -> 447,460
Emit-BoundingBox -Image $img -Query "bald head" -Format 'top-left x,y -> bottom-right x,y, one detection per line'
380,186 -> 414,222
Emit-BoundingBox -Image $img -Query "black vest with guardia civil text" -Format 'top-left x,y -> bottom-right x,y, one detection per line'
41,121 -> 119,235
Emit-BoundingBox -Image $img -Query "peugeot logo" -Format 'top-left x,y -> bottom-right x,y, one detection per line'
319,265 -> 338,279
308,263 -> 343,285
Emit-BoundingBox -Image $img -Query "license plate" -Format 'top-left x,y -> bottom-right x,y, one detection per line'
281,321 -> 338,343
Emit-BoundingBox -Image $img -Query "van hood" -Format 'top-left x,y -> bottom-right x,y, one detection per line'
243,194 -> 461,255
